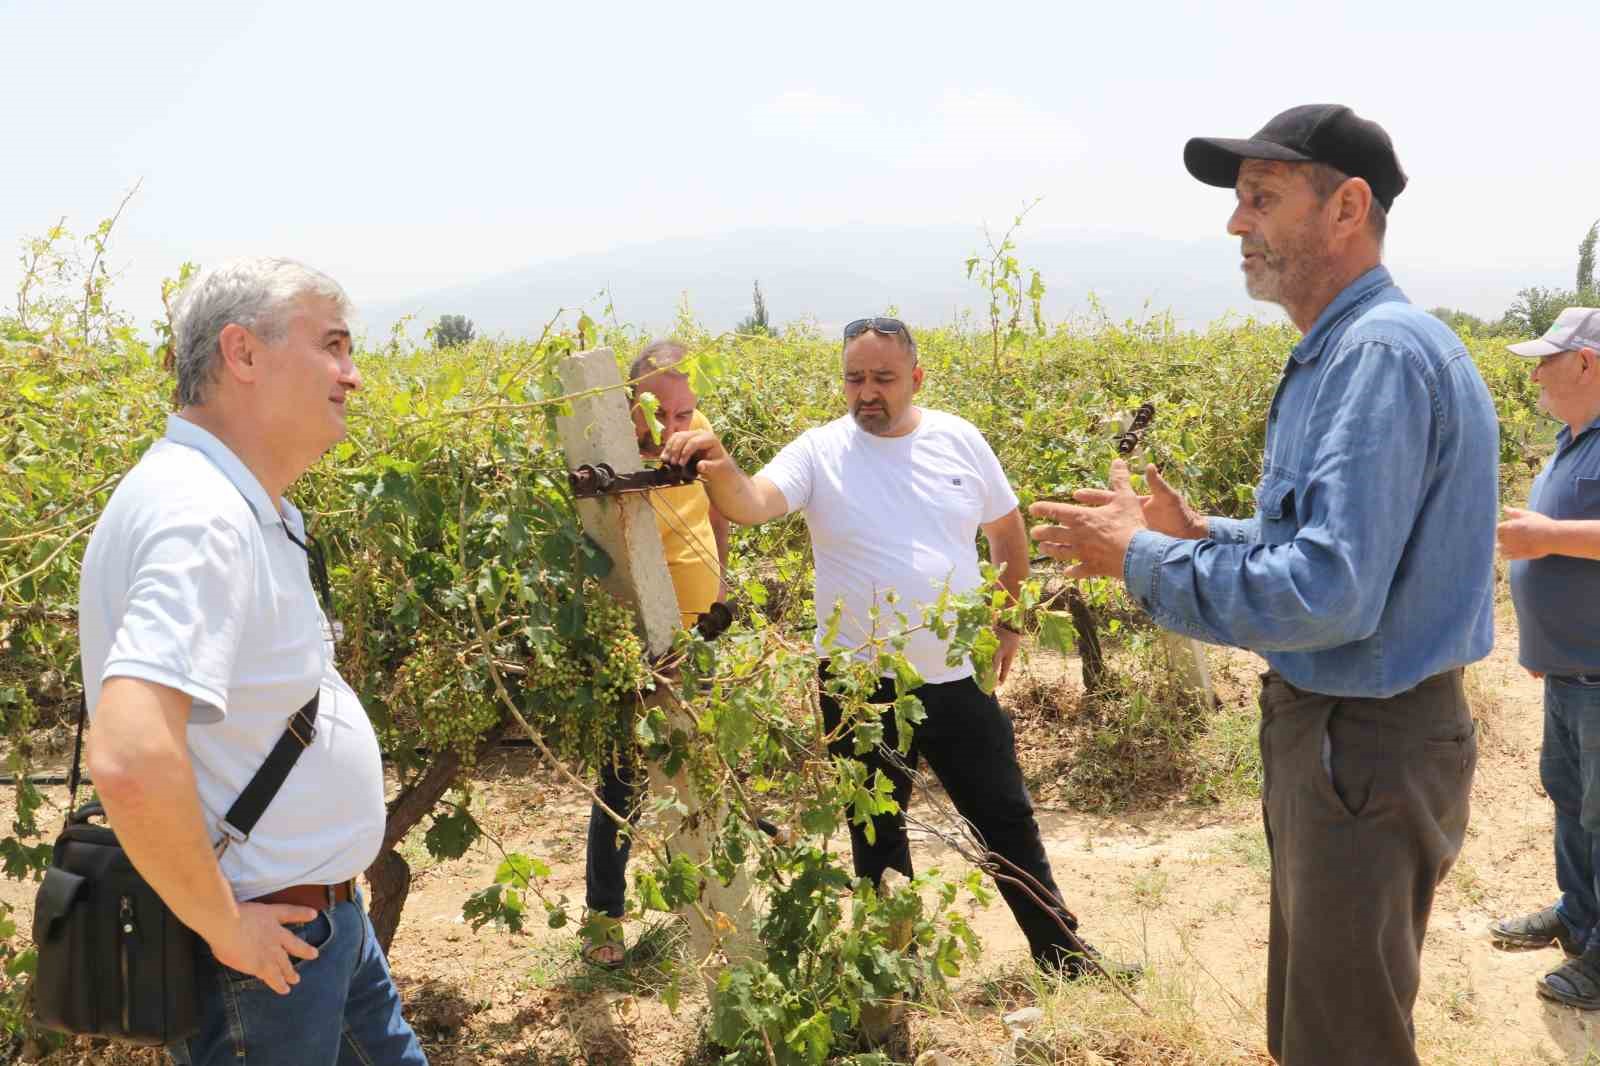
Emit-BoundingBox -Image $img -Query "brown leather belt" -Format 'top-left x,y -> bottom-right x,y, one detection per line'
247,878 -> 356,911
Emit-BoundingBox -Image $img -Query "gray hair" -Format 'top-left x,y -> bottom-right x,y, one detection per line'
1305,162 -> 1388,247
628,337 -> 690,385
171,257 -> 352,407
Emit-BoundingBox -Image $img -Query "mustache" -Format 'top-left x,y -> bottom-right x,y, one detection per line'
1241,239 -> 1269,257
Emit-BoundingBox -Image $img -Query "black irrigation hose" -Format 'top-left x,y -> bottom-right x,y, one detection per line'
0,773 -> 80,787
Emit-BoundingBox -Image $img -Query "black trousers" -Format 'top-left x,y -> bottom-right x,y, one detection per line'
585,758 -> 643,919
819,664 -> 1081,968
1259,669 -> 1476,1066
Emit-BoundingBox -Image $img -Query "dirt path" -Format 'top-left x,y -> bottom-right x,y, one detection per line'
934,617 -> 1600,1065
7,607 -> 1600,1064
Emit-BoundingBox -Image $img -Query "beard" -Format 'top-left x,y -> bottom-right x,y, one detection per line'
851,401 -> 892,434
1242,225 -> 1332,309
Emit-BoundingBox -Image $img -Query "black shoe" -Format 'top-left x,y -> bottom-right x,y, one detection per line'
1044,939 -> 1143,982
1538,946 -> 1600,1010
1490,906 -> 1582,958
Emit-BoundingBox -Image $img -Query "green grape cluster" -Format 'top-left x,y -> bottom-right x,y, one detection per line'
583,592 -> 647,704
518,587 -> 648,770
389,631 -> 500,761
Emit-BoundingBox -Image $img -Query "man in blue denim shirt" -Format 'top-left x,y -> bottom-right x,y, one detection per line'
1487,308 -> 1600,1009
1030,105 -> 1497,1066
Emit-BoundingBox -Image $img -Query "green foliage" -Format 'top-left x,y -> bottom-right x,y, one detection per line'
736,281 -> 773,336
461,851 -> 558,934
0,211 -> 1553,1057
965,199 -> 1047,372
1428,307 -> 1501,337
1577,219 -> 1597,296
1504,285 -> 1580,337
707,860 -> 985,1065
422,798 -> 481,861
432,313 -> 476,348
1501,217 -> 1599,336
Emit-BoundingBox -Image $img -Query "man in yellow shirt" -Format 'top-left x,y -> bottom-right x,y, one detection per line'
583,338 -> 729,965
628,340 -> 729,625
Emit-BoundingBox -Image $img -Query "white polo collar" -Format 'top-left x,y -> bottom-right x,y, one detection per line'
163,414 -> 292,529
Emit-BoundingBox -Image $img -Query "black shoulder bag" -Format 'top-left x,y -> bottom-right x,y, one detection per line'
32,528 -> 334,1046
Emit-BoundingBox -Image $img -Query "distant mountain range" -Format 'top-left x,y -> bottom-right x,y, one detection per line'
362,225 -> 1557,340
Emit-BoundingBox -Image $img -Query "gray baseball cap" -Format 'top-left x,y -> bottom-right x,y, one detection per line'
1508,307 -> 1600,358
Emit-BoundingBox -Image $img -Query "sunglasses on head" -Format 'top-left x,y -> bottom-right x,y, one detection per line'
843,317 -> 909,342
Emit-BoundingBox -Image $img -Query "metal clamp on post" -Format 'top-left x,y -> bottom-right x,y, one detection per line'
568,458 -> 702,499
1113,402 -> 1157,457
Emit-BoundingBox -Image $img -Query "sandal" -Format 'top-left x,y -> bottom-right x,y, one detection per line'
580,914 -> 627,970
1491,905 -> 1582,957
581,940 -> 626,969
1537,947 -> 1600,1010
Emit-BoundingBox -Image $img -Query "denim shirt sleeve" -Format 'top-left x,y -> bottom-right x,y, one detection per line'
1125,338 -> 1435,651
1204,516 -> 1259,545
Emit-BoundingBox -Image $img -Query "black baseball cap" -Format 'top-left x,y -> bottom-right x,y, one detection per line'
1184,104 -> 1408,211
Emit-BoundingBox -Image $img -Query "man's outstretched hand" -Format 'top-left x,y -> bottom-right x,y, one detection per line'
1071,462 -> 1206,541
1028,460 -> 1151,580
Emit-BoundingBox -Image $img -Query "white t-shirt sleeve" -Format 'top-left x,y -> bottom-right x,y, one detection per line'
101,515 -> 256,720
755,433 -> 816,514
970,427 -> 1020,523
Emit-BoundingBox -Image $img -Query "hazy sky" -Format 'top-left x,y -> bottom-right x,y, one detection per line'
3,0 -> 1595,330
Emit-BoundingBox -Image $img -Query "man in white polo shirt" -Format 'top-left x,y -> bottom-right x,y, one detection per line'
80,259 -> 426,1064
661,316 -> 1135,977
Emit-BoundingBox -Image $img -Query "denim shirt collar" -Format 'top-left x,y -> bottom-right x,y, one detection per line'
1290,265 -> 1395,365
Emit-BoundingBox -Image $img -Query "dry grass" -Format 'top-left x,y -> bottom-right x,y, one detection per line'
912,956 -> 1272,1066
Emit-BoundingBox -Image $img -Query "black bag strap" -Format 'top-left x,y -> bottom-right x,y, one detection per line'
217,525 -> 332,856
67,692 -> 87,813
215,692 -> 318,854
66,683 -> 319,858
67,525 -> 337,858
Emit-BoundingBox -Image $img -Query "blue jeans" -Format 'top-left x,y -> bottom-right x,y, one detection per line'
168,892 -> 427,1065
1542,675 -> 1600,953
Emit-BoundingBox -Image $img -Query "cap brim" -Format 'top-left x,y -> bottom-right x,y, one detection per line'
1184,137 -> 1314,189
1506,338 -> 1567,358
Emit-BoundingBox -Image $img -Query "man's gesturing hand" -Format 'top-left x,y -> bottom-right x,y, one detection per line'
1028,460 -> 1149,580
1072,463 -> 1206,541
208,901 -> 322,995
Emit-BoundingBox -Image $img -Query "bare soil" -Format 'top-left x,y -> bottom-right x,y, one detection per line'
5,603 -> 1597,1065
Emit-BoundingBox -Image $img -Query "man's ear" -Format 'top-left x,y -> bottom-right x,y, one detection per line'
1334,177 -> 1374,240
216,323 -> 259,385
911,364 -> 925,393
1580,347 -> 1599,374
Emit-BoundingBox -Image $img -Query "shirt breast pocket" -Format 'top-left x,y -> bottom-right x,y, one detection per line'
1256,477 -> 1299,546
1573,477 -> 1600,519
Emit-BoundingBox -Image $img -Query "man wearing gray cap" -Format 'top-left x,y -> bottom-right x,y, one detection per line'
1488,308 -> 1600,1009
1027,105 -> 1498,1065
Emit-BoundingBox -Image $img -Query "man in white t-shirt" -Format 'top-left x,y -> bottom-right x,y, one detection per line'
661,317 -> 1135,977
80,259 -> 426,1065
